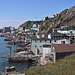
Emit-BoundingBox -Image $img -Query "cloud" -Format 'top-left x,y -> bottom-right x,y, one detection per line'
0,20 -> 25,29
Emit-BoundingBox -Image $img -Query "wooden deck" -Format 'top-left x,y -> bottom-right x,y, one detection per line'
8,55 -> 41,62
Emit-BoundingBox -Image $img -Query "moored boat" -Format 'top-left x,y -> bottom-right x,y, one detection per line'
5,66 -> 17,75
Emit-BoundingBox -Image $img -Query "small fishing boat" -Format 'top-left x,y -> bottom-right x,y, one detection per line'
4,37 -> 14,41
0,71 -> 4,75
5,66 -> 17,75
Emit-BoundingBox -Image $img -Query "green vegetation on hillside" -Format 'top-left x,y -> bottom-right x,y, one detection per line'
68,25 -> 75,30
20,20 -> 42,29
21,54 -> 75,75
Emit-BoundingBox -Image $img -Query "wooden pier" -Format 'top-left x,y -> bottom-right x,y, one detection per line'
8,55 -> 41,62
3,38 -> 40,63
0,56 -> 10,58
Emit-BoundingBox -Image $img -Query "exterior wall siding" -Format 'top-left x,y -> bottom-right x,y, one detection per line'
52,39 -> 70,44
31,39 -> 70,57
43,47 -> 51,58
31,40 -> 51,55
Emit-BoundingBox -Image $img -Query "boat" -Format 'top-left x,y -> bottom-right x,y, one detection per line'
5,66 -> 17,75
0,71 -> 4,75
4,37 -> 14,41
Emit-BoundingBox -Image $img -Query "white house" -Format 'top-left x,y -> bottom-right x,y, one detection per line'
48,32 -> 71,44
31,24 -> 40,32
31,37 -> 70,58
25,29 -> 30,32
31,38 -> 51,57
57,30 -> 75,34
18,27 -> 23,32
31,32 -> 71,58
42,45 -> 51,58
51,39 -> 70,44
57,26 -> 75,35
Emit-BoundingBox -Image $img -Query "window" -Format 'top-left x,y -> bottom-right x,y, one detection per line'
61,41 -> 65,44
43,45 -> 51,48
50,40 -> 51,43
37,49 -> 40,54
35,45 -> 37,47
55,40 -> 56,42
45,40 -> 46,42
40,46 -> 42,47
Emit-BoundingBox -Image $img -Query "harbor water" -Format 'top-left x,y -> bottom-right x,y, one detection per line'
0,37 -> 32,72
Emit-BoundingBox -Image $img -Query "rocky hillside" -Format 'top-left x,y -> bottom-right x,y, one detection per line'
19,6 -> 75,33
19,20 -> 42,29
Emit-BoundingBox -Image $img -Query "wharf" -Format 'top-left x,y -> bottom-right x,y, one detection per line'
0,55 -> 41,62
5,51 -> 41,62
8,55 -> 41,62
0,56 -> 10,58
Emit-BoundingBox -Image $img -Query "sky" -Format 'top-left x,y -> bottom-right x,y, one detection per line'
0,0 -> 75,29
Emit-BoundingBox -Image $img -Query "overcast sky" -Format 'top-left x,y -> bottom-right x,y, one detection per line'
0,0 -> 75,29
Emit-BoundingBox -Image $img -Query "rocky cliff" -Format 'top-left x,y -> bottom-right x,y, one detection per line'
19,6 -> 75,33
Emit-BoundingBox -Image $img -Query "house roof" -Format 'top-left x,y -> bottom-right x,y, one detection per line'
32,38 -> 51,41
52,44 -> 75,53
51,32 -> 66,37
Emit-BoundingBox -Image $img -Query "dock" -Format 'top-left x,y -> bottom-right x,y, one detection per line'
0,56 -> 10,58
8,55 -> 41,62
0,50 -> 41,62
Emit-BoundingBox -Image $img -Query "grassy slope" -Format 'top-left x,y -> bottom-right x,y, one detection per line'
21,54 -> 75,75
